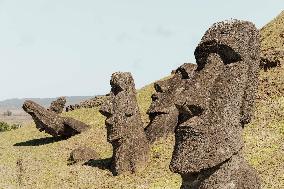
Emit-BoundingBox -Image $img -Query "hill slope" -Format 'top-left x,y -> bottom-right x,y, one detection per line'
260,11 -> 284,51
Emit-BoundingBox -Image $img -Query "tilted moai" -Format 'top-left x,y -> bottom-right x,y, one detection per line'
170,20 -> 261,188
145,63 -> 196,143
48,96 -> 66,114
23,100 -> 90,137
100,72 -> 150,176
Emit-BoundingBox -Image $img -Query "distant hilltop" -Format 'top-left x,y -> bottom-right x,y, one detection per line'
0,96 -> 93,109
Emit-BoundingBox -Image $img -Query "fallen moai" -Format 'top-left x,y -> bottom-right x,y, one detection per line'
48,96 -> 66,114
170,20 -> 261,188
145,63 -> 196,143
100,72 -> 150,176
23,100 -> 90,137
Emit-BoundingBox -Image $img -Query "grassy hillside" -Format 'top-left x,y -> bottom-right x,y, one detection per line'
260,11 -> 284,51
1,13 -> 284,189
0,68 -> 283,188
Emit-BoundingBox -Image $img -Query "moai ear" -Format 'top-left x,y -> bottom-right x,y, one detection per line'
99,98 -> 113,117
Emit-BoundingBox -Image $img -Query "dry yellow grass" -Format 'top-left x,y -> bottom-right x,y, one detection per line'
260,10 -> 284,51
0,84 -> 182,189
0,72 -> 283,188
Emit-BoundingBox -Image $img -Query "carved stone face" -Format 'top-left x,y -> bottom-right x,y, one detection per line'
22,100 -> 61,135
144,63 -> 196,143
170,20 -> 260,174
22,100 -> 42,114
100,72 -> 139,142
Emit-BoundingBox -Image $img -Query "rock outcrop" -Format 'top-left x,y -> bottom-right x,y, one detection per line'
66,96 -> 106,112
170,20 -> 261,188
145,63 -> 196,143
100,72 -> 150,176
23,100 -> 90,137
260,48 -> 284,70
69,147 -> 99,164
48,96 -> 66,114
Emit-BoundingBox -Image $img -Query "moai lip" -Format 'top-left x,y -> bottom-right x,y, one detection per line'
99,72 -> 150,176
170,20 -> 261,188
22,100 -> 90,137
145,63 -> 196,143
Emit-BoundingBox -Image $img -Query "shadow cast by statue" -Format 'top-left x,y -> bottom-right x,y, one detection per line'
84,158 -> 112,172
14,136 -> 67,146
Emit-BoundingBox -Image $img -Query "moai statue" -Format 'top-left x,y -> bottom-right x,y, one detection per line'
100,72 -> 150,176
145,63 -> 196,143
23,100 -> 90,137
48,96 -> 66,114
170,20 -> 261,189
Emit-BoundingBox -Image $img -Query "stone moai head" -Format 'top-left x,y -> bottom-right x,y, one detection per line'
100,72 -> 149,175
23,100 -> 90,137
23,100 -> 65,136
100,72 -> 142,142
145,63 -> 196,143
170,20 -> 260,174
48,97 -> 66,114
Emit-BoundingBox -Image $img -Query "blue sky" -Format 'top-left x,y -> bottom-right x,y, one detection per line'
0,0 -> 283,100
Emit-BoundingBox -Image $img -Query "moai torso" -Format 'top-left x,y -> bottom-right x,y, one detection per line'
23,100 -> 90,137
145,63 -> 196,143
100,72 -> 149,175
170,20 -> 261,188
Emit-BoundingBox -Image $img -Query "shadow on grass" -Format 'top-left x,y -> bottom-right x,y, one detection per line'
13,136 -> 67,146
84,158 -> 112,172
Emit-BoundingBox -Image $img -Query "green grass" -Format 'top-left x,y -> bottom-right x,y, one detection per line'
0,121 -> 21,132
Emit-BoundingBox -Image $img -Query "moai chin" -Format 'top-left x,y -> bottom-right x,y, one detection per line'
170,20 -> 261,188
23,100 -> 90,137
145,63 -> 196,143
100,72 -> 150,176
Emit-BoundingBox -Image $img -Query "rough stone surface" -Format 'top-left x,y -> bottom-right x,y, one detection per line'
66,95 -> 107,112
69,147 -> 99,164
180,154 -> 261,189
48,97 -> 66,114
145,63 -> 196,143
100,72 -> 149,176
260,48 -> 284,70
22,100 -> 90,137
170,20 -> 261,188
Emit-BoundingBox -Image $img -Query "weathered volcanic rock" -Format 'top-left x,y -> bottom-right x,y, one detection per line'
180,154 -> 261,189
66,95 -> 107,112
48,96 -> 66,114
23,100 -> 90,137
69,147 -> 99,164
170,20 -> 261,188
100,72 -> 149,176
260,48 -> 284,70
145,63 -> 196,143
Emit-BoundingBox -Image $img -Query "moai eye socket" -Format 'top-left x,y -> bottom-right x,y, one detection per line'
194,40 -> 242,71
111,85 -> 123,95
